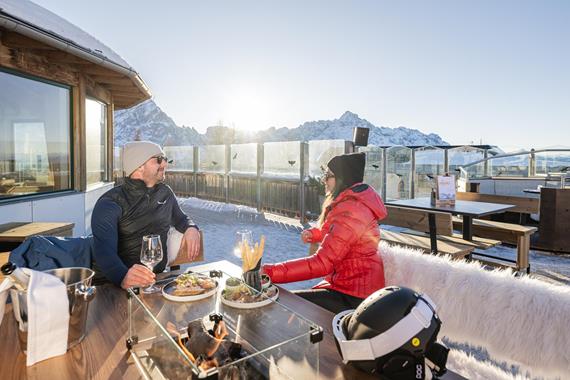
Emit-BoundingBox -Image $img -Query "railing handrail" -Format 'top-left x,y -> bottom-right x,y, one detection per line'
460,148 -> 570,169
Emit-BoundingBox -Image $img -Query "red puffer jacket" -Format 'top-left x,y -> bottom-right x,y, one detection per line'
262,183 -> 388,299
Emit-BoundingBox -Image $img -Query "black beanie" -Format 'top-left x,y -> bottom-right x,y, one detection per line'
327,152 -> 366,187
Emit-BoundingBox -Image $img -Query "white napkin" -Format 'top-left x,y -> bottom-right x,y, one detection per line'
22,268 -> 69,366
0,278 -> 12,326
167,227 -> 183,265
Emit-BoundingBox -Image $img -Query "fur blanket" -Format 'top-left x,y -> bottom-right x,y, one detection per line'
380,242 -> 570,380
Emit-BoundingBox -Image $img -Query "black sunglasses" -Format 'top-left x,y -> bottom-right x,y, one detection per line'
153,155 -> 173,165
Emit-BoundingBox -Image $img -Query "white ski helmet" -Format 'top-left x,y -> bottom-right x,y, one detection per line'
332,286 -> 449,379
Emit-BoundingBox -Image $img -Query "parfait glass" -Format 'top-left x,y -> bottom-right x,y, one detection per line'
140,234 -> 163,294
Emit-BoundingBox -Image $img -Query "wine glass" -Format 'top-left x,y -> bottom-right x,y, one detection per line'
233,229 -> 253,258
140,234 -> 163,294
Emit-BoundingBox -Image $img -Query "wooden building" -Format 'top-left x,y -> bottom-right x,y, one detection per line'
0,0 -> 150,235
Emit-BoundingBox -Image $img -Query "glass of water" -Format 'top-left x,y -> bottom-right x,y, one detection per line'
140,234 -> 163,293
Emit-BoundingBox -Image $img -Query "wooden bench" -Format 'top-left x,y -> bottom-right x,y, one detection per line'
383,205 -> 501,250
456,192 -> 540,215
452,217 -> 537,272
381,230 -> 474,259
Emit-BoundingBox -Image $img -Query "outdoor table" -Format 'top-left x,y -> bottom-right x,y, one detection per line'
385,198 -> 514,254
0,260 -> 465,379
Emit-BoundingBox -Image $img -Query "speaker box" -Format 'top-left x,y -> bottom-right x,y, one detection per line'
353,127 -> 369,147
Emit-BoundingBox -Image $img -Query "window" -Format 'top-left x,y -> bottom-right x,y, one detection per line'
0,70 -> 71,199
86,98 -> 108,185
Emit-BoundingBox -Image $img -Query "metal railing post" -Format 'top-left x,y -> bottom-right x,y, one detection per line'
193,146 -> 198,197
382,148 -> 387,200
529,148 -> 536,177
257,143 -> 264,212
299,142 -> 309,222
411,149 -> 416,198
225,144 -> 231,203
345,140 -> 355,154
444,148 -> 449,174
483,149 -> 489,177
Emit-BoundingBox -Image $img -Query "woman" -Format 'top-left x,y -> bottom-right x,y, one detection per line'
262,152 -> 388,313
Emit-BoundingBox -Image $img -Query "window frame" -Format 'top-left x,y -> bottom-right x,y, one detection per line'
0,67 -> 75,203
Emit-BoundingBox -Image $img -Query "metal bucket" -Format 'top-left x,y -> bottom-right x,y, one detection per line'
12,267 -> 96,352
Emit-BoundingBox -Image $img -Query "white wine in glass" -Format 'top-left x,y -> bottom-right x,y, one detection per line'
140,234 -> 163,294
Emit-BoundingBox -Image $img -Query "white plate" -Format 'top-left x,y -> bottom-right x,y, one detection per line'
220,285 -> 279,309
162,279 -> 218,302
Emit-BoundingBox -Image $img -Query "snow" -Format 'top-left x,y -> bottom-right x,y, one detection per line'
179,197 -> 570,287
0,0 -> 131,69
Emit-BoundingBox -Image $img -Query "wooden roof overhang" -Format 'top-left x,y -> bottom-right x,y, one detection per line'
0,15 -> 150,109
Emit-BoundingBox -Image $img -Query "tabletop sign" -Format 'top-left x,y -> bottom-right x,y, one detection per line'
436,174 -> 456,206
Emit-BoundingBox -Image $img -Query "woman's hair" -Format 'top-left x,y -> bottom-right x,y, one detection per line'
317,176 -> 350,226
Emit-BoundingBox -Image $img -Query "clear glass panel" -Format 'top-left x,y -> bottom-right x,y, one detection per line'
263,141 -> 300,177
164,146 -> 194,171
535,150 -> 570,175
414,146 -> 445,198
0,70 -> 71,199
198,145 -> 225,173
86,98 -> 107,185
359,146 -> 383,195
489,153 -> 529,177
230,143 -> 257,174
308,140 -> 346,177
386,146 -> 412,200
448,146 -> 485,178
128,270 -> 319,379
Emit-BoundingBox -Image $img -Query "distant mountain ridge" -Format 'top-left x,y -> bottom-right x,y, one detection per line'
114,100 -> 448,146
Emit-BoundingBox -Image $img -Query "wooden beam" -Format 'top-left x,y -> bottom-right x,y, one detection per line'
2,32 -> 57,50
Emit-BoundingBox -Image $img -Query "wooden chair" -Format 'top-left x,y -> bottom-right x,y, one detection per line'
168,230 -> 205,269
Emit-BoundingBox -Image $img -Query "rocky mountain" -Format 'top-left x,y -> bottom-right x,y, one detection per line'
115,101 -> 448,146
114,100 -> 203,146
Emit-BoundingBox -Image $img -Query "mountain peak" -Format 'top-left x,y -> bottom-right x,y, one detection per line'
339,111 -> 360,122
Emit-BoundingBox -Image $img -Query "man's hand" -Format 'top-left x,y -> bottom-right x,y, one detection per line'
121,264 -> 156,289
301,230 -> 312,243
182,227 -> 201,261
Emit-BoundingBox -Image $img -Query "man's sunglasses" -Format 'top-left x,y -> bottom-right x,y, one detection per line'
153,155 -> 173,165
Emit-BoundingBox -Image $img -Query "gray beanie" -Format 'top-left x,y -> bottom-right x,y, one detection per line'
122,141 -> 164,176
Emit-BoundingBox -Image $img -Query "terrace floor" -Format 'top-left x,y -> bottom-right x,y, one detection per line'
179,197 -> 570,287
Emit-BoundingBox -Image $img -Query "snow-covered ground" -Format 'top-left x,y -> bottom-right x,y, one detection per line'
180,197 -> 570,287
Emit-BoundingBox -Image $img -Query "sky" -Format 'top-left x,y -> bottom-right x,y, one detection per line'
31,0 -> 570,151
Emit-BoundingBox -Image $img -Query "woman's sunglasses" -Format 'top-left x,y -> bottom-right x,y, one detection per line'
322,171 -> 335,182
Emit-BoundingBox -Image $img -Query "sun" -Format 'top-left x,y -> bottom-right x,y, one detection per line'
222,85 -> 275,131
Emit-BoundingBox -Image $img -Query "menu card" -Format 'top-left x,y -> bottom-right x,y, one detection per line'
436,174 -> 456,206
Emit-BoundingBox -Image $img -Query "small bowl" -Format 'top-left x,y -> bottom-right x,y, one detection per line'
261,274 -> 271,290
225,277 -> 243,292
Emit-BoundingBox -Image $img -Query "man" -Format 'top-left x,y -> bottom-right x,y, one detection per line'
92,141 -> 201,289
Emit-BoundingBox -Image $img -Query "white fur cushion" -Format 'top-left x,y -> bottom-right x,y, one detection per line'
380,241 -> 570,379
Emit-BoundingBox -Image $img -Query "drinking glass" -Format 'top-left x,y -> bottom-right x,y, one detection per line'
233,229 -> 253,258
140,234 -> 163,294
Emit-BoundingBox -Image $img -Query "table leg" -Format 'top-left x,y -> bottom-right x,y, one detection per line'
428,213 -> 438,254
462,215 -> 473,241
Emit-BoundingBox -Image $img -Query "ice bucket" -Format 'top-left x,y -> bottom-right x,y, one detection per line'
12,267 -> 96,352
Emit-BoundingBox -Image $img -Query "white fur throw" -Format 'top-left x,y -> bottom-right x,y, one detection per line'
380,241 -> 570,380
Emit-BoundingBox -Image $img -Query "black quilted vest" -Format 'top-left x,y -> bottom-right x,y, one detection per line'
101,178 -> 179,272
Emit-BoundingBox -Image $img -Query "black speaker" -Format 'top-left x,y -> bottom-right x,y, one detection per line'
353,127 -> 369,147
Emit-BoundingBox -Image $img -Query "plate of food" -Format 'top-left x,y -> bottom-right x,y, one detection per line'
162,273 -> 218,302
220,282 -> 279,309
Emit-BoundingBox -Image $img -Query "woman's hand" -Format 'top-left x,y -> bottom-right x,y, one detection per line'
301,230 -> 312,243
